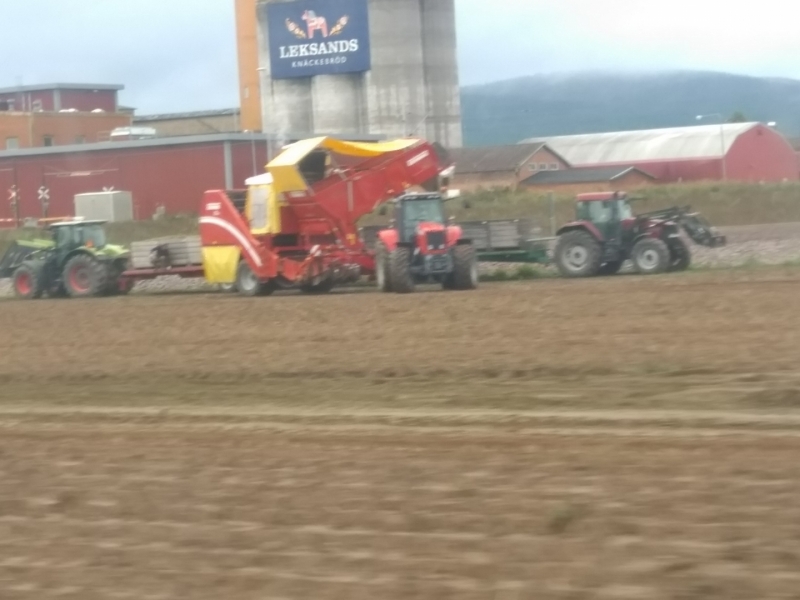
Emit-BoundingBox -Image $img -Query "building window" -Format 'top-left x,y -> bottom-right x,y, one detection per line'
32,99 -> 43,112
43,135 -> 54,147
6,137 -> 19,150
539,163 -> 548,171
549,163 -> 559,170
528,164 -> 538,172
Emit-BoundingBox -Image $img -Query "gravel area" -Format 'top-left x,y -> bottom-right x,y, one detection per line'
2,222 -> 800,297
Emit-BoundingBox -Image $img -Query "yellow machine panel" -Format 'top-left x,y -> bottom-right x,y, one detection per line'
202,246 -> 241,284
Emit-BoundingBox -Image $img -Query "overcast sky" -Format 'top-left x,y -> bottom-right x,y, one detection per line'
1,0 -> 798,114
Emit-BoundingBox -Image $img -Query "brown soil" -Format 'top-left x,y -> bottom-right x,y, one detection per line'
2,269 -> 800,599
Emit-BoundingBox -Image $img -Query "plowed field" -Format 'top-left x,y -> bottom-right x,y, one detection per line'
3,269 -> 800,599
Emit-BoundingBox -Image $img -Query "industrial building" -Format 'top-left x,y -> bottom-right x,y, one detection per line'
0,83 -> 132,149
236,0 -> 463,147
521,123 -> 799,183
449,144 -> 569,190
133,109 -> 242,137
519,166 -> 657,194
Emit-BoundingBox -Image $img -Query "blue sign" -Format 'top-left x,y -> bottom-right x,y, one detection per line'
264,0 -> 371,80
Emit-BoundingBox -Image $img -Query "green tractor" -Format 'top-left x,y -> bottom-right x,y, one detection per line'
1,220 -> 132,299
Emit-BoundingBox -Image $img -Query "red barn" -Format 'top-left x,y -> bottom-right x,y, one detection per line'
522,123 -> 799,183
0,133 -> 276,222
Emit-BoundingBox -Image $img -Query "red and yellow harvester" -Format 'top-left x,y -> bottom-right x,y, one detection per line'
199,136 -> 452,295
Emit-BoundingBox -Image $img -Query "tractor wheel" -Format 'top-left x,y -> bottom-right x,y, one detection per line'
446,244 -> 478,290
112,278 -> 135,296
389,246 -> 415,294
632,238 -> 670,275
236,261 -> 273,297
375,243 -> 392,293
598,260 -> 623,276
63,255 -> 110,298
668,238 -> 692,272
554,230 -> 602,278
105,261 -> 132,296
13,263 -> 44,300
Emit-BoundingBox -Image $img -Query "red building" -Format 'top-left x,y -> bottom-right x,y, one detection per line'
0,134 -> 275,222
0,83 -> 123,113
0,132 -> 384,223
522,123 -> 799,183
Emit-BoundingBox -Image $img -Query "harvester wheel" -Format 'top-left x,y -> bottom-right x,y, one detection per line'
668,238 -> 692,272
236,261 -> 273,297
598,260 -> 623,276
375,243 -> 392,293
632,238 -> 670,275
389,246 -> 415,294
446,244 -> 478,290
554,230 -> 602,277
63,255 -> 110,298
12,263 -> 44,300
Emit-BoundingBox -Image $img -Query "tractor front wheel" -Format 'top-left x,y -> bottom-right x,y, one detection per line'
63,255 -> 110,298
13,263 -> 44,300
236,261 -> 273,297
632,238 -> 670,275
668,238 -> 692,272
389,246 -> 415,294
375,243 -> 392,293
445,244 -> 478,290
554,230 -> 602,277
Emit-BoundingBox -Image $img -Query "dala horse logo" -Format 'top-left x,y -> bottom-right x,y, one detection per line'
302,10 -> 328,38
286,9 -> 350,40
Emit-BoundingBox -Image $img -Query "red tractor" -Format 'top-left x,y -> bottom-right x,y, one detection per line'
554,191 -> 726,277
373,192 -> 478,294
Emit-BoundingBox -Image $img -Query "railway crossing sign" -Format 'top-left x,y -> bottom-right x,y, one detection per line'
38,186 -> 50,214
102,186 -> 115,192
8,185 -> 17,207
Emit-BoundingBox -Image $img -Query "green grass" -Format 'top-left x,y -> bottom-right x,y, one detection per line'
358,181 -> 800,234
3,181 -> 800,262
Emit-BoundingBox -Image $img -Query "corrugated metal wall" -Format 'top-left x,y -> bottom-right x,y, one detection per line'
0,141 -> 269,221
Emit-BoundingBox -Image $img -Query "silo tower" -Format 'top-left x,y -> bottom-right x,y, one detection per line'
239,0 -> 462,147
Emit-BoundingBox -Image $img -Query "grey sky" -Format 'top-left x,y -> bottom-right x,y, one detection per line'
1,0 -> 797,113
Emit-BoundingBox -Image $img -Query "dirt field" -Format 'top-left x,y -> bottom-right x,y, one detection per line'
3,269 -> 800,598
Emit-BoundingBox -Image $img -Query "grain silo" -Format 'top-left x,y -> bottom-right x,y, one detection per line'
244,0 -> 462,147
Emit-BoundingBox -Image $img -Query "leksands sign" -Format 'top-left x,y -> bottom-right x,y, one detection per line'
266,0 -> 371,79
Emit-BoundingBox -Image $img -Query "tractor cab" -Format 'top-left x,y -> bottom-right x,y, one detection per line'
49,220 -> 109,252
574,192 -> 635,242
391,193 -> 447,244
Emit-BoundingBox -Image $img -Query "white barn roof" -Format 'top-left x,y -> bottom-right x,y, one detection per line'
521,123 -> 760,166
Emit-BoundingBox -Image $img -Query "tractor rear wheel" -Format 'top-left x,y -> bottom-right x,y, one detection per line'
63,255 -> 110,298
236,261 -> 273,297
598,260 -> 623,276
375,243 -> 392,293
446,244 -> 478,290
669,238 -> 692,272
554,230 -> 602,277
389,246 -> 415,294
13,263 -> 44,299
632,238 -> 670,275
